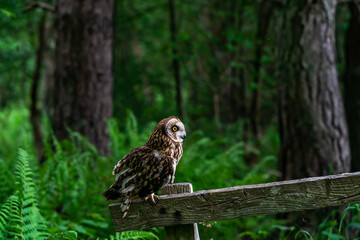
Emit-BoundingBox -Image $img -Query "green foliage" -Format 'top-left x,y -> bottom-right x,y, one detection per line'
0,107 -> 33,162
2,109 -> 360,239
39,134 -> 110,238
0,149 -> 82,240
108,110 -> 153,160
118,231 -> 159,240
15,149 -> 49,240
37,120 -> 159,238
99,231 -> 159,240
178,128 -> 278,192
339,204 -> 360,232
0,0 -> 40,107
0,159 -> 16,203
0,195 -> 23,239
0,109 -> 163,239
48,231 -> 78,240
0,9 -> 16,18
295,230 -> 313,240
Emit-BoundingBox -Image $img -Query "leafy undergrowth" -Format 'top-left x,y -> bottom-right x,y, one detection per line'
0,108 -> 359,239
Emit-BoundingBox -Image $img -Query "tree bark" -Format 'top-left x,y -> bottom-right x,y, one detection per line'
344,2 -> 360,171
30,13 -> 46,162
53,0 -> 114,156
250,0 -> 275,140
277,0 -> 350,180
169,0 -> 184,119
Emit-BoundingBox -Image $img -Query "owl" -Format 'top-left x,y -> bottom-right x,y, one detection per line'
103,116 -> 186,217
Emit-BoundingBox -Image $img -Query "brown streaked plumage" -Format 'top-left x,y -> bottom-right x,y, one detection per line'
103,116 -> 186,217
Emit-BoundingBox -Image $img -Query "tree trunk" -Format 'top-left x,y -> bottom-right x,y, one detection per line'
277,0 -> 350,180
169,0 -> 184,119
229,0 -> 247,124
344,2 -> 360,172
53,0 -> 114,156
250,0 -> 274,140
30,13 -> 46,162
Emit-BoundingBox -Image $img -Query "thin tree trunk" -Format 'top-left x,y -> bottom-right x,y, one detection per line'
228,1 -> 249,140
53,0 -> 114,156
344,2 -> 360,171
213,91 -> 221,131
250,1 -> 274,140
169,0 -> 184,118
30,13 -> 46,163
229,0 -> 246,123
42,16 -> 55,115
277,0 -> 350,180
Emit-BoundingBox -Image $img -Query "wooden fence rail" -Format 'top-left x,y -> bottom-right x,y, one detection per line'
109,172 -> 360,235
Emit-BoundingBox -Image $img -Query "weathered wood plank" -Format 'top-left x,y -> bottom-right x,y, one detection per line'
161,183 -> 200,240
109,172 -> 360,232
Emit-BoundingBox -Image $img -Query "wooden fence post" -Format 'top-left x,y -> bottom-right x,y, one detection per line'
161,183 -> 200,240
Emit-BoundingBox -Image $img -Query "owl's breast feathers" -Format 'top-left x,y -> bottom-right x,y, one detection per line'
104,146 -> 177,200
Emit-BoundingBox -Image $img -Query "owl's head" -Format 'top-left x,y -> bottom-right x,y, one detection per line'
146,116 -> 187,148
163,117 -> 186,143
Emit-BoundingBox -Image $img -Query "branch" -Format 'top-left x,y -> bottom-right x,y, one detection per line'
22,1 -> 54,13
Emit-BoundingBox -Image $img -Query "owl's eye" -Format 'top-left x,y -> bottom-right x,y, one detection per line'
172,126 -> 178,132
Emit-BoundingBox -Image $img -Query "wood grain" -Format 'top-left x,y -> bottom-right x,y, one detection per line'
161,183 -> 200,240
109,172 -> 360,232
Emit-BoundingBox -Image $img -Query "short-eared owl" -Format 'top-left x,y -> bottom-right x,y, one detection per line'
103,116 -> 186,217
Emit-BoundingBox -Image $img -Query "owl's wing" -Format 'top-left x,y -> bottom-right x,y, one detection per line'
103,146 -> 150,200
112,147 -> 176,198
112,146 -> 148,175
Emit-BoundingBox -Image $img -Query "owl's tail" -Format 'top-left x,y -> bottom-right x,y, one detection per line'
103,184 -> 131,217
103,184 -> 122,201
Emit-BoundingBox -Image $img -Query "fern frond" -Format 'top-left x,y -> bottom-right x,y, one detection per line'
125,110 -> 140,148
121,231 -> 159,240
98,231 -> 159,240
15,149 -> 49,240
0,195 -> 23,239
120,231 -> 159,240
68,130 -> 98,154
107,119 -> 126,160
49,230 -> 78,240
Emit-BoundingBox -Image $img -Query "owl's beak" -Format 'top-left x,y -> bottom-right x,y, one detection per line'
180,133 -> 186,140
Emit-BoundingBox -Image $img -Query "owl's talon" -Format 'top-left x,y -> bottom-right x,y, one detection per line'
153,194 -> 159,205
145,193 -> 159,206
